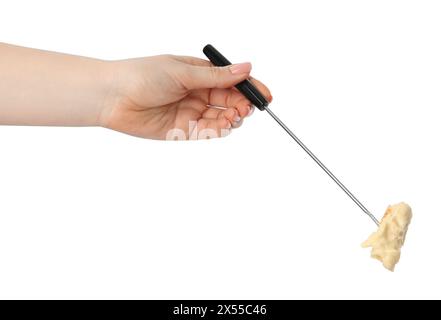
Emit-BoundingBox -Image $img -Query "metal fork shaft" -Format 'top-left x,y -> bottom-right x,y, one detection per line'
264,107 -> 380,226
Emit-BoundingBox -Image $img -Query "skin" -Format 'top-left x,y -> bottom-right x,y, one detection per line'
0,43 -> 272,140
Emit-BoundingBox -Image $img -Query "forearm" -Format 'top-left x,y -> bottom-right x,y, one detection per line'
0,43 -> 114,126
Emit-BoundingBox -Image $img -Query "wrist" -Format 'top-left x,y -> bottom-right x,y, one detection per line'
95,60 -> 123,128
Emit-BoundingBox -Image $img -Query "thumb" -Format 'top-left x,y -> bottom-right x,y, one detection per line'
183,62 -> 252,90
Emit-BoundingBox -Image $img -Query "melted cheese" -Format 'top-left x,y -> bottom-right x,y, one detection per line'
362,202 -> 412,271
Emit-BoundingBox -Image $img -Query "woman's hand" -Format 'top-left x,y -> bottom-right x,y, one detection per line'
101,55 -> 272,140
0,43 -> 271,140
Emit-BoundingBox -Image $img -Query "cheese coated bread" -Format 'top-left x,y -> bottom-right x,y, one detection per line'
362,202 -> 412,271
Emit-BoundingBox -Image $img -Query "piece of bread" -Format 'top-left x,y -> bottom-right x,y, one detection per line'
362,202 -> 412,271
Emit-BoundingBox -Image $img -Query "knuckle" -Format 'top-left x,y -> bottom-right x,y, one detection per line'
209,67 -> 222,87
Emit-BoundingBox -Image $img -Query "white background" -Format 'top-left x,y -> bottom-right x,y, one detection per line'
0,0 -> 440,299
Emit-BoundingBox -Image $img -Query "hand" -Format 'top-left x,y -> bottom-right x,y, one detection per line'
101,55 -> 272,140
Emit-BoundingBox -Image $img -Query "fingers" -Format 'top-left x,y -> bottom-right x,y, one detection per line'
180,63 -> 252,90
198,87 -> 260,139
208,88 -> 253,118
172,54 -> 272,96
174,55 -> 273,103
202,107 -> 223,119
171,55 -> 272,140
201,105 -> 246,131
202,106 -> 240,125
196,117 -> 231,139
171,55 -> 212,67
222,107 -> 242,124
249,77 -> 273,103
175,97 -> 252,140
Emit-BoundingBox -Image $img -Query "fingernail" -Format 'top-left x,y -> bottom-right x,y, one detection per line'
247,106 -> 254,117
234,116 -> 241,122
221,128 -> 232,137
229,62 -> 252,75
226,121 -> 232,129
